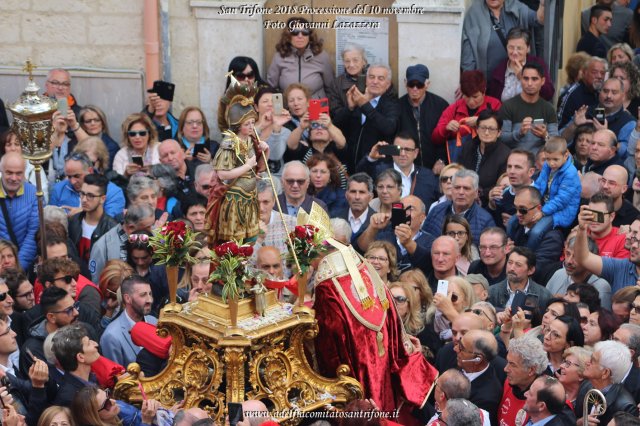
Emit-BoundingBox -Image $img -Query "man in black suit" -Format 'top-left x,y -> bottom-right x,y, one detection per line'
334,173 -> 375,246
355,133 -> 440,212
457,330 -> 503,426
333,64 -> 399,172
523,376 -> 577,426
276,161 -> 328,216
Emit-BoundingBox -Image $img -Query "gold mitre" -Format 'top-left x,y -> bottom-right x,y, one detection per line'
296,202 -> 333,241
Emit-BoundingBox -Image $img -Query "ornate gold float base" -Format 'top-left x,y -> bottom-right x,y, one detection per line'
115,291 -> 362,424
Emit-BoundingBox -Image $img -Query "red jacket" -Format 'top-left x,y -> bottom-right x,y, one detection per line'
431,96 -> 502,145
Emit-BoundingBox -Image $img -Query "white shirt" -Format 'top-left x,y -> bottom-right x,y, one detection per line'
348,208 -> 369,234
462,364 -> 489,382
394,163 -> 415,198
506,279 -> 531,307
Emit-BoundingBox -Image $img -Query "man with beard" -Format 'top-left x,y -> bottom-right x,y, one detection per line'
558,57 -> 606,129
100,275 -> 156,367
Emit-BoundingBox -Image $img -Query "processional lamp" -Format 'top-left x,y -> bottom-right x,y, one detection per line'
8,60 -> 57,260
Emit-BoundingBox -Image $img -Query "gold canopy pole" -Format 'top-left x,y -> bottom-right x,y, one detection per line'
254,128 -> 301,274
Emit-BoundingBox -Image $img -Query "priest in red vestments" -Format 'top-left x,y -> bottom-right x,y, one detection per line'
313,240 -> 438,414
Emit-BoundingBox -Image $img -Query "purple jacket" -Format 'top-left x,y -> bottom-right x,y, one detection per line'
487,54 -> 555,102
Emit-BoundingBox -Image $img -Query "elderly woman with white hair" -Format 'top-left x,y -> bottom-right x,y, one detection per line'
327,43 -> 368,121
432,275 -> 477,342
574,340 -> 638,424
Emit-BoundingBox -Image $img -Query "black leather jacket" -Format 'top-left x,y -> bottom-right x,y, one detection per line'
574,383 -> 638,425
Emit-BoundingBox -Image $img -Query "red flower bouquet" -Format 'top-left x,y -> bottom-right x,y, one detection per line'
286,224 -> 328,275
148,220 -> 200,266
210,240 -> 260,302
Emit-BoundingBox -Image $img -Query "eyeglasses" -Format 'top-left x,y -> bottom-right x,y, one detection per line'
82,118 -> 101,125
234,71 -> 256,81
186,119 -> 203,127
128,130 -> 149,138
310,122 -> 328,130
53,275 -> 78,285
516,204 -> 539,215
450,293 -> 459,303
0,292 -> 8,302
478,244 -> 505,252
365,255 -> 389,263
398,147 -> 417,153
99,389 -> 113,412
47,80 -> 71,87
199,184 -> 212,190
478,125 -> 499,133
580,316 -> 589,325
284,179 -> 307,186
561,359 -> 581,369
439,175 -> 454,183
15,289 -> 34,299
52,301 -> 80,316
394,295 -> 408,304
445,230 -> 467,238
465,308 -> 492,323
632,303 -> 640,314
290,29 -> 310,36
129,234 -> 150,243
407,81 -> 425,89
79,191 -> 102,200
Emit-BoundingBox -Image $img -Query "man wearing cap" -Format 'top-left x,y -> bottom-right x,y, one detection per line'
397,64 -> 449,169
145,80 -> 179,141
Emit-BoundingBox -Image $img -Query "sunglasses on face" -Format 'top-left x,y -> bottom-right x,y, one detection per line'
199,184 -> 212,190
450,293 -> 459,303
290,29 -> 310,36
632,303 -> 640,314
234,71 -> 255,81
407,81 -> 425,89
439,175 -> 453,183
128,130 -> 149,138
0,292 -> 8,302
310,122 -> 328,130
83,118 -> 101,125
53,275 -> 78,285
52,301 -> 80,316
284,178 -> 307,186
516,205 -> 539,215
99,389 -> 113,412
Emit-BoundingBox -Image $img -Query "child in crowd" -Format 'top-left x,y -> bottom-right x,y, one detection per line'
525,137 -> 582,248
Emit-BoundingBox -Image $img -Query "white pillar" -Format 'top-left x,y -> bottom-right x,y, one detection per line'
190,0 -> 267,135
394,0 -> 465,103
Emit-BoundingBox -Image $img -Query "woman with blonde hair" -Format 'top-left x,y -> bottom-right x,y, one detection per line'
364,240 -> 398,284
432,276 -> 477,341
429,163 -> 464,213
178,248 -> 212,302
37,406 -> 75,426
556,346 -> 593,406
75,105 -> 120,167
113,113 -> 160,177
398,268 -> 434,317
98,260 -> 134,327
389,281 -> 424,335
73,136 -> 110,174
0,240 -> 21,274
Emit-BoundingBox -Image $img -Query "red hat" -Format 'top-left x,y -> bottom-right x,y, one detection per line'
131,322 -> 172,359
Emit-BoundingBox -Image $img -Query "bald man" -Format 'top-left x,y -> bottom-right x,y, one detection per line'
585,129 -> 625,176
427,235 -> 460,292
357,194 -> 436,276
0,152 -> 39,270
159,139 -> 195,200
458,330 -> 503,425
601,165 -> 640,227
238,400 -> 269,426
256,246 -> 284,280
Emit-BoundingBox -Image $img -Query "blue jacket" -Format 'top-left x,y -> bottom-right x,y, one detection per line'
50,179 -> 125,218
422,201 -> 495,246
0,183 -> 39,271
315,186 -> 348,218
534,156 -> 581,228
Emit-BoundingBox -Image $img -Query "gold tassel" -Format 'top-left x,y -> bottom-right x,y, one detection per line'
376,331 -> 385,357
381,298 -> 389,310
361,296 -> 373,310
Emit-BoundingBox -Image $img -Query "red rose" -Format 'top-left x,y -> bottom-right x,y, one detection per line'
295,226 -> 306,239
239,245 -> 253,257
214,245 -> 226,257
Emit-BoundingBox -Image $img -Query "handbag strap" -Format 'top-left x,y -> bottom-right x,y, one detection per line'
0,197 -> 19,247
489,12 -> 508,49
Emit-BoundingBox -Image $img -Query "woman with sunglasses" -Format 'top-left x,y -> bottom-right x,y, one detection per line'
71,386 -> 161,426
364,241 -> 398,286
442,215 -> 479,275
432,276 -> 477,342
582,307 -> 620,346
267,17 -> 334,99
97,260 -> 134,328
459,109 -> 510,206
306,153 -> 348,217
429,163 -> 463,213
72,105 -> 119,168
176,106 -> 218,164
0,130 -> 49,201
389,281 -> 425,334
556,346 -> 592,407
113,113 -> 160,177
225,56 -> 266,89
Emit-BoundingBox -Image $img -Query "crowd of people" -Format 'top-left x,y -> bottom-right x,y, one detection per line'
3,2 -> 640,425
